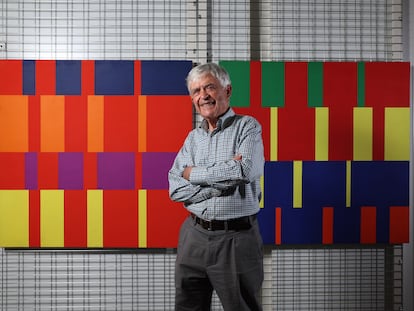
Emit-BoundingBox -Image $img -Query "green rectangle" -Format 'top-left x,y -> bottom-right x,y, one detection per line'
219,61 -> 250,107
308,62 -> 323,107
262,61 -> 284,107
357,62 -> 365,107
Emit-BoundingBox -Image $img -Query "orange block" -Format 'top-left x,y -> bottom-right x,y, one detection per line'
0,96 -> 28,152
41,96 -> 65,152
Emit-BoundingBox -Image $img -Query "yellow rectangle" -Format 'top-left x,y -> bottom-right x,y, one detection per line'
270,108 -> 278,161
88,96 -> 104,152
40,190 -> 64,247
87,190 -> 103,247
138,190 -> 147,248
315,107 -> 329,161
385,107 -> 410,160
41,96 -> 65,152
0,190 -> 29,247
293,161 -> 302,208
259,175 -> 264,208
353,107 -> 373,160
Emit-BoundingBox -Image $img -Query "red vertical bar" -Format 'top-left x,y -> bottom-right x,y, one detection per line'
38,153 -> 59,189
64,190 -> 87,247
275,207 -> 282,245
65,96 -> 88,152
360,206 -> 376,244
36,60 -> 56,95
135,152 -> 142,189
389,206 -> 409,244
324,62 -> 357,160
134,60 -> 141,95
84,152 -> 97,189
322,207 -> 334,244
81,60 -> 95,95
28,96 -> 41,152
278,62 -> 315,161
103,190 -> 138,248
29,190 -> 40,247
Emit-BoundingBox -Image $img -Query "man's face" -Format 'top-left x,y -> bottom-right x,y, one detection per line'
189,74 -> 231,124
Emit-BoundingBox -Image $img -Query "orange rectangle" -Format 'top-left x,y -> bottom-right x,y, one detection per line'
360,206 -> 376,244
322,207 -> 334,244
275,207 -> 282,245
41,96 -> 65,152
87,96 -> 104,152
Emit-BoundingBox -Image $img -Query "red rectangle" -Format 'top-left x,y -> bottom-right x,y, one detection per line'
322,207 -> 334,244
275,207 -> 282,245
36,60 -> 56,95
84,152 -> 97,189
65,96 -> 87,151
64,190 -> 87,247
38,153 -> 59,189
103,190 -> 138,247
389,206 -> 409,244
0,60 -> 23,94
82,60 -> 95,95
360,206 -> 376,244
29,190 -> 40,247
0,153 -> 25,189
28,96 -> 41,152
104,96 -> 138,152
134,60 -> 141,95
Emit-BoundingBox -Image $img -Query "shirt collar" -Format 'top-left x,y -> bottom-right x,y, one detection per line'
200,108 -> 236,132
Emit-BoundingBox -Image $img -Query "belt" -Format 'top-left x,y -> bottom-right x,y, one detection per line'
190,213 -> 256,231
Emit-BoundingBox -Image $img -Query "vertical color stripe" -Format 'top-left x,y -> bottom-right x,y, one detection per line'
315,107 -> 329,161
40,190 -> 64,247
138,190 -> 147,248
87,96 -> 104,152
353,107 -> 373,160
0,190 -> 29,247
357,62 -> 365,107
64,190 -> 87,247
262,62 -> 284,107
293,161 -> 302,208
270,108 -> 278,161
28,95 -> 41,151
40,96 -> 65,152
322,207 -> 334,244
389,206 -> 409,243
220,61 -> 250,107
87,190 -> 103,247
138,96 -> 147,152
360,206 -> 376,244
308,62 -> 323,107
346,161 -> 351,208
29,190 -> 40,247
259,175 -> 264,208
384,107 -> 410,161
275,207 -> 282,245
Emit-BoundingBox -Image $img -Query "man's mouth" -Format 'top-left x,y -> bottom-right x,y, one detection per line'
199,101 -> 215,108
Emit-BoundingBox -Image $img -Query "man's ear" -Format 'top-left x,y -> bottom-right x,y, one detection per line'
226,85 -> 232,98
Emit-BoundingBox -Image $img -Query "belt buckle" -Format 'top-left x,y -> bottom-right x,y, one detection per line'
207,220 -> 213,231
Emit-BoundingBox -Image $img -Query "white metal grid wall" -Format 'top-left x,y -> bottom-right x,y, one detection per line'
0,0 -> 405,310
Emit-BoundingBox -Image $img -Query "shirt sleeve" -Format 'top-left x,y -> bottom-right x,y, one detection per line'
168,132 -> 222,204
189,116 -> 264,189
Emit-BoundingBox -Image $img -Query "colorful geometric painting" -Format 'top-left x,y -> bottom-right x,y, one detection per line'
0,60 -> 410,248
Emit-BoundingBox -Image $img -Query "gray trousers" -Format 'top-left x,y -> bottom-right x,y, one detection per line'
175,215 -> 264,311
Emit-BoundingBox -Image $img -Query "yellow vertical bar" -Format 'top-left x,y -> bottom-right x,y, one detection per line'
40,190 -> 64,247
138,96 -> 147,152
315,107 -> 329,161
88,96 -> 104,152
293,161 -> 302,208
41,96 -> 65,152
259,175 -> 264,208
138,190 -> 147,248
346,161 -> 351,208
0,190 -> 29,247
353,107 -> 373,160
270,107 -> 278,161
87,190 -> 103,247
385,107 -> 410,160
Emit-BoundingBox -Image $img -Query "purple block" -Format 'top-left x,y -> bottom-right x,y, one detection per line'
58,153 -> 84,189
25,152 -> 38,189
98,152 -> 135,190
142,152 -> 176,190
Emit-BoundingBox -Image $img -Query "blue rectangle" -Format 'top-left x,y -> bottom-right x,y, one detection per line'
141,60 -> 192,95
56,60 -> 81,95
95,60 -> 134,95
23,60 -> 35,95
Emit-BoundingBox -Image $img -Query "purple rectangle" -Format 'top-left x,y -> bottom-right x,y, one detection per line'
142,152 -> 176,190
98,152 -> 135,189
25,152 -> 38,189
58,153 -> 84,189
